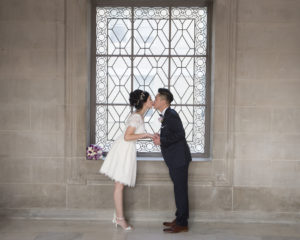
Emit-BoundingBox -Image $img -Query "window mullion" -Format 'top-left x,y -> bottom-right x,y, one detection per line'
168,6 -> 171,89
131,7 -> 134,110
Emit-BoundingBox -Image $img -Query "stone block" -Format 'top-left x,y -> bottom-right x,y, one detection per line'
0,21 -> 64,50
0,104 -> 30,130
189,161 -> 213,179
32,157 -> 65,184
74,131 -> 87,157
272,108 -> 300,134
137,161 -> 169,176
234,160 -> 272,187
0,183 -> 66,208
189,186 -> 232,211
213,106 -> 227,133
235,79 -> 300,107
0,49 -> 64,80
265,134 -> 300,160
234,133 -> 268,160
214,79 -> 228,107
30,104 -> 65,131
149,185 -> 175,211
266,80 -> 300,107
74,105 -> 87,132
0,77 -> 31,104
271,161 -> 300,187
235,107 -> 271,133
235,81 -> 268,107
236,51 -> 300,80
67,184 -> 114,209
124,185 -> 149,211
13,132 -> 62,157
237,22 -> 300,52
238,0 -> 300,23
0,132 -> 16,157
213,133 -> 227,159
233,187 -> 300,212
0,157 -> 32,183
0,0 -> 64,22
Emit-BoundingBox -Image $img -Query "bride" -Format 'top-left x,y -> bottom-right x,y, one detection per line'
99,89 -> 154,230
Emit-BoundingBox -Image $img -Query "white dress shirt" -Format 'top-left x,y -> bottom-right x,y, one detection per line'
160,107 -> 168,117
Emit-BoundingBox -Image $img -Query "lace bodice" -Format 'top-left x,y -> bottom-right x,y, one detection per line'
126,113 -> 145,134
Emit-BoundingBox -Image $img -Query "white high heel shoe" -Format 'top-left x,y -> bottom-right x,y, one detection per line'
112,213 -> 133,231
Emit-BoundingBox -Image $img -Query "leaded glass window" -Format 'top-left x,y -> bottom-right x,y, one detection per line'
91,2 -> 211,158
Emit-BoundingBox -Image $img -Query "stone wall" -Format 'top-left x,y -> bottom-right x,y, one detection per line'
0,0 -> 299,223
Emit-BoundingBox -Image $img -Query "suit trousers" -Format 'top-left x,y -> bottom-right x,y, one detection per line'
168,163 -> 190,226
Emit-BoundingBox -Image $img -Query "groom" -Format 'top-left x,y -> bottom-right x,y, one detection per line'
153,88 -> 192,233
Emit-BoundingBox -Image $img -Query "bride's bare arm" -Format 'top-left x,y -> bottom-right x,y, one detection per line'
124,126 -> 154,141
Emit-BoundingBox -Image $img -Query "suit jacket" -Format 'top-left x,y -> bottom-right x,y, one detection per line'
160,107 -> 192,169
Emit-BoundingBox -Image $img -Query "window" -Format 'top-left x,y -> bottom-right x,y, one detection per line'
90,0 -> 212,158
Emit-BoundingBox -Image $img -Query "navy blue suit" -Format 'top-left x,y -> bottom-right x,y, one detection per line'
160,107 -> 192,226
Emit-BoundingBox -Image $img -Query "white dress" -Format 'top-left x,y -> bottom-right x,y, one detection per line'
99,113 -> 145,187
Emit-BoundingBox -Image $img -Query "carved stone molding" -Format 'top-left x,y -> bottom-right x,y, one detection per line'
64,0 -> 90,184
212,0 -> 237,187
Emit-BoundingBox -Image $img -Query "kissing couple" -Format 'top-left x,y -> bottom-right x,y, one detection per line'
99,88 -> 192,233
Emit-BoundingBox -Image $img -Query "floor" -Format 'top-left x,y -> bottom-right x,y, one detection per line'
0,219 -> 300,240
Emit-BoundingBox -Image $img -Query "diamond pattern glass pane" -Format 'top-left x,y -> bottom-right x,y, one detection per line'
95,6 -> 209,155
133,57 -> 168,97
170,57 -> 194,105
107,57 -> 131,104
108,18 -> 131,55
107,105 -> 131,141
171,7 -> 207,55
137,109 -> 161,153
96,105 -> 132,152
96,7 -> 132,55
171,19 -> 195,55
134,8 -> 169,55
173,106 -> 206,153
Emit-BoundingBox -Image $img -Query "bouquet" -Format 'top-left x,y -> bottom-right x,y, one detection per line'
86,144 -> 103,160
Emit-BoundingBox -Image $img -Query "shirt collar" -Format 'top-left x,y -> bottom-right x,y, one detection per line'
161,107 -> 168,117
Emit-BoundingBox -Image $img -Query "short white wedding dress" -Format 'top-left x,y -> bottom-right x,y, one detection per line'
99,113 -> 145,187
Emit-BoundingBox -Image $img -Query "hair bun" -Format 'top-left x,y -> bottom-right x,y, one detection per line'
129,90 -> 143,107
129,89 -> 149,110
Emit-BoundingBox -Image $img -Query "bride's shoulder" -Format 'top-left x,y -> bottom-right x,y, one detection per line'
126,112 -> 143,127
130,112 -> 142,118
127,112 -> 142,122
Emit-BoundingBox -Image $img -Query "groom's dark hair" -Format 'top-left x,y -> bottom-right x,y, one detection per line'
158,88 -> 173,104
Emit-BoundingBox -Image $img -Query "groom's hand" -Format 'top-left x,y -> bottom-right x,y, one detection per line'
153,133 -> 161,145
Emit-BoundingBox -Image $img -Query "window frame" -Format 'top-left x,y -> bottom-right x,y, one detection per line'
90,0 -> 213,159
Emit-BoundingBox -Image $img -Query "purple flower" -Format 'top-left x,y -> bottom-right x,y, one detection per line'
86,144 -> 103,160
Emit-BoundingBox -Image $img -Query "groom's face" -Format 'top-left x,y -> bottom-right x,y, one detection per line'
153,94 -> 163,110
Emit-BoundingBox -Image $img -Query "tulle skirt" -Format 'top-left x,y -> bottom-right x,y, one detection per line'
99,135 -> 137,187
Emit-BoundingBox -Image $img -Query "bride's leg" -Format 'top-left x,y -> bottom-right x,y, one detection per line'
114,182 -> 131,229
114,182 -> 124,218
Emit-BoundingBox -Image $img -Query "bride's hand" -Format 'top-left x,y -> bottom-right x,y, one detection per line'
143,133 -> 155,139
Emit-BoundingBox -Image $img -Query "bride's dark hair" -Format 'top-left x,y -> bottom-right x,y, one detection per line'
129,89 -> 149,110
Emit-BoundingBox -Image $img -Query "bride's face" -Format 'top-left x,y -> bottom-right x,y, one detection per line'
145,96 -> 153,109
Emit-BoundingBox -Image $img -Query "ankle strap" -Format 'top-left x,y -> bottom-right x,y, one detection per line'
116,216 -> 125,221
